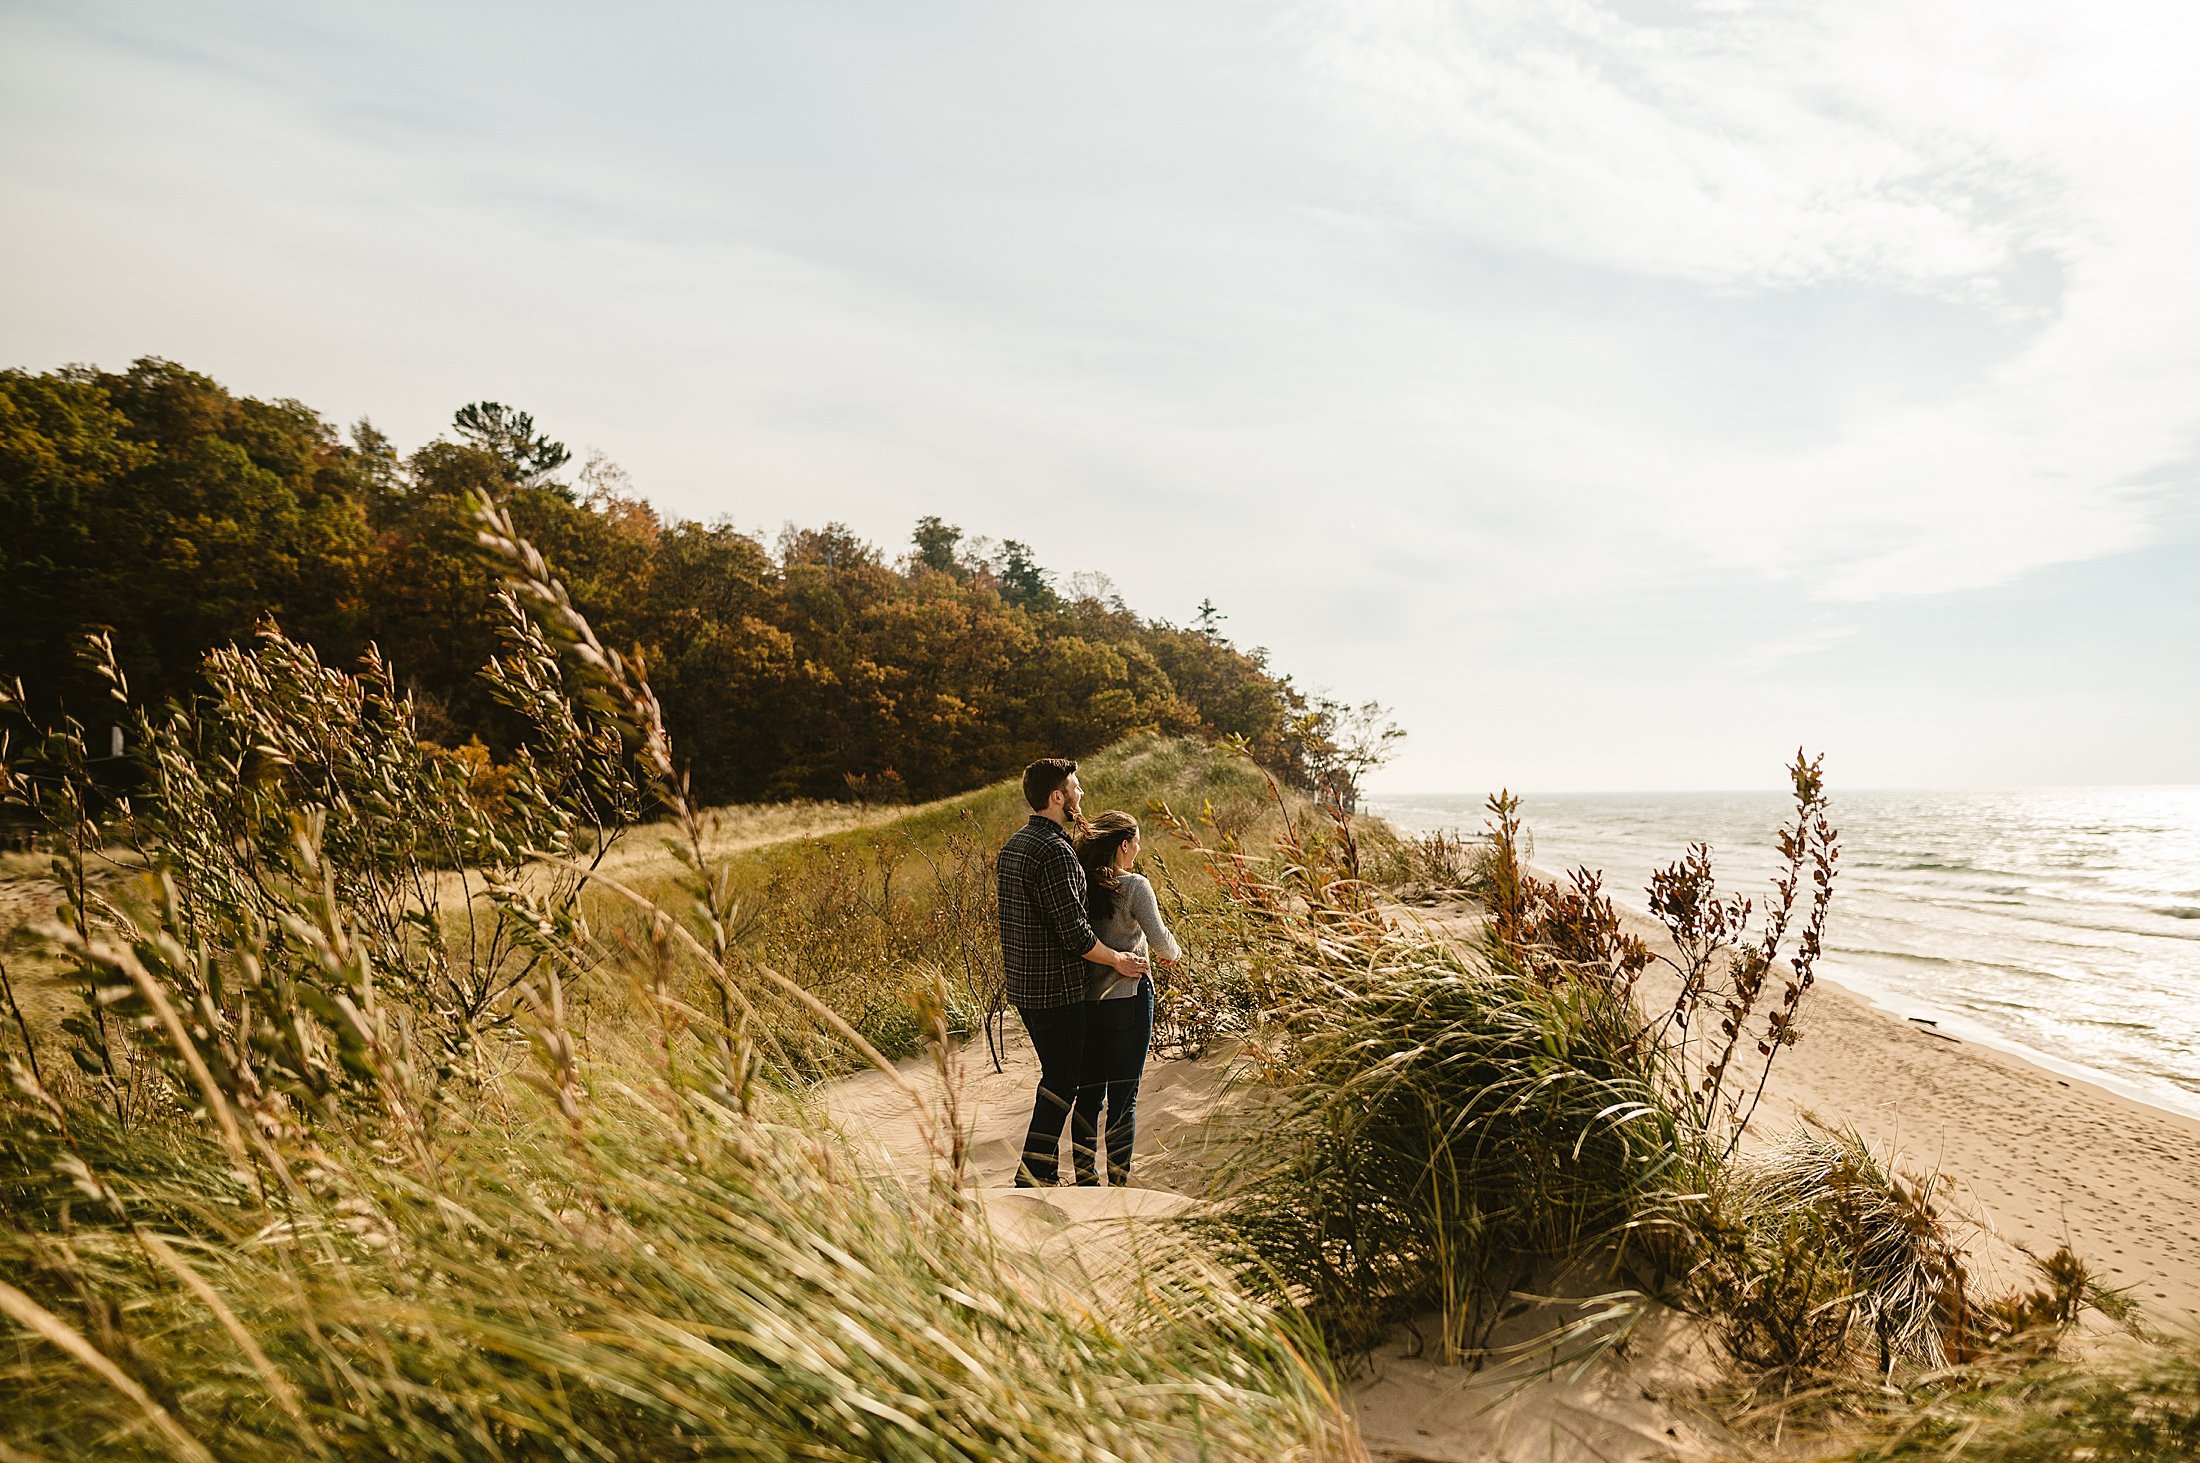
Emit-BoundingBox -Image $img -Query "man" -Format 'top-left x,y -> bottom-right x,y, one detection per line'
997,757 -> 1148,1186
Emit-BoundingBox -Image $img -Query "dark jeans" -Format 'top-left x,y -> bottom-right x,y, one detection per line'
1013,1002 -> 1089,1186
1070,980 -> 1154,1186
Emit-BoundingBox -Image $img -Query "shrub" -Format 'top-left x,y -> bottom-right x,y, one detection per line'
3,606 -> 636,1142
1804,1334 -> 2200,1461
1694,1126 -> 1971,1377
1188,750 -> 2051,1395
1209,931 -> 1691,1358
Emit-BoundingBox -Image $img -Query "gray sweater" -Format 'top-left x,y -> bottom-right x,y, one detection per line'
1087,872 -> 1182,1001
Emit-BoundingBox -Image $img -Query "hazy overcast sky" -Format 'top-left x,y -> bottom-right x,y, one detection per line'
5,1 -> 2196,791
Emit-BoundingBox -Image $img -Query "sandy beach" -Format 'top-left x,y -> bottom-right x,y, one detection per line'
1703,941 -> 2200,1319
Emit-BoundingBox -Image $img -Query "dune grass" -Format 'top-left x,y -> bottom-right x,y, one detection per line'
0,510 -> 1358,1462
559,730 -> 1291,1077
0,728 -> 1283,1082
0,1063 -> 1356,1462
1204,925 -> 1691,1360
1794,1337 -> 2200,1462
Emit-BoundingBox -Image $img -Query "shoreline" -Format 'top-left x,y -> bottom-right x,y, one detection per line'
1394,883 -> 2200,1320
1368,790 -> 2200,1136
1524,855 -> 2200,1132
1803,953 -> 2200,1128
1576,884 -> 2200,1321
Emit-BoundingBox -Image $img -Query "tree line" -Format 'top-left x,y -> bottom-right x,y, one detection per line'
1,357 -> 1391,805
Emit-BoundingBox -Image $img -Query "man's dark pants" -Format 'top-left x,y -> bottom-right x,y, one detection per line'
1013,1002 -> 1090,1185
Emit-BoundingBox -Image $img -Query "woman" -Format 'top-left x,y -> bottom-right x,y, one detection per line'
1068,811 -> 1181,1186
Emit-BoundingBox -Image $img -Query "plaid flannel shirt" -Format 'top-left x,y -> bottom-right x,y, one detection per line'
997,815 -> 1098,1009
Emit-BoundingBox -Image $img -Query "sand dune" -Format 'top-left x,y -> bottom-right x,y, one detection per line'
823,1021 -> 1729,1462
823,893 -> 2200,1460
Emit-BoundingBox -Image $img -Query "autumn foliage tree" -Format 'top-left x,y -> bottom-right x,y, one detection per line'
0,358 -> 376,716
1,357 -> 1343,804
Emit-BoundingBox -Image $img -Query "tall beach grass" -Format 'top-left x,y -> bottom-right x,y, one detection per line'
0,502 -> 1358,1461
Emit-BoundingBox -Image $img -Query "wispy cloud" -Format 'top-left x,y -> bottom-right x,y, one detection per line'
1282,0 -> 2200,599
1284,1 -> 2063,298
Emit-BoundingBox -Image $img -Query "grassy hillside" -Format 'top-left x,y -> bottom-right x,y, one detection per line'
581,731 -> 1300,1076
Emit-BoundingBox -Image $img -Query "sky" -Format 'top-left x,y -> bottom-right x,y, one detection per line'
4,0 -> 2196,793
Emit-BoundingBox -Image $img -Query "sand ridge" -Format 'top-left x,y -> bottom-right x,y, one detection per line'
821,895 -> 2200,1460
822,1025 -> 1730,1462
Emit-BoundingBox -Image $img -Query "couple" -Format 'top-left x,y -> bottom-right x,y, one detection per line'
996,757 -> 1182,1187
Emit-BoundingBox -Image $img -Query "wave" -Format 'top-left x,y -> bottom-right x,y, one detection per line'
1837,893 -> 2200,944
1841,946 -> 1969,970
2074,1015 -> 2173,1033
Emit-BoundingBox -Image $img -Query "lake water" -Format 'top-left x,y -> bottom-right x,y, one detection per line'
1365,788 -> 2200,1119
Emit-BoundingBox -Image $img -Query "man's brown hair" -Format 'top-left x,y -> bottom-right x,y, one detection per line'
1021,757 -> 1078,812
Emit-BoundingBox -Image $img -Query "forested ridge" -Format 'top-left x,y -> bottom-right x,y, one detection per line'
1,356 -> 1357,803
